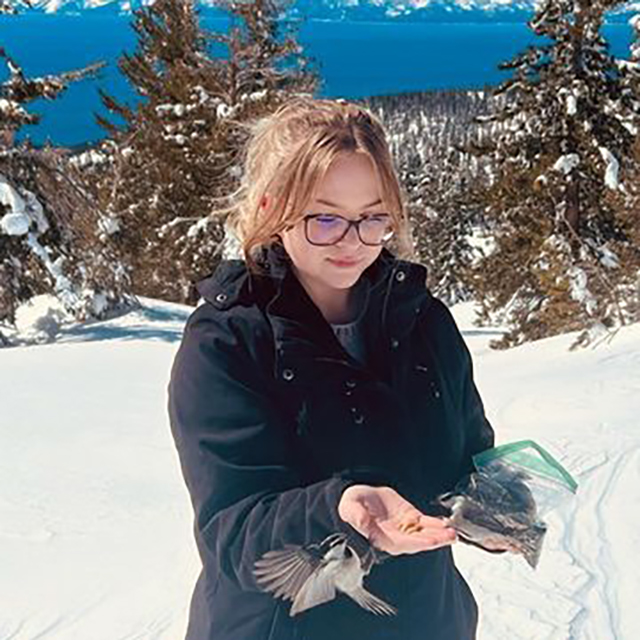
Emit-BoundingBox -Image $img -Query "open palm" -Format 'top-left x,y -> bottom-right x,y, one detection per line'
338,485 -> 457,556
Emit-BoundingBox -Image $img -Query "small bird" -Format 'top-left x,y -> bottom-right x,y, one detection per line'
253,532 -> 397,617
434,468 -> 547,569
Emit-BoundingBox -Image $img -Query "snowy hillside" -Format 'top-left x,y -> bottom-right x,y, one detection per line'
17,0 -> 545,17
21,0 -> 537,13
20,0 -> 640,22
1,296 -> 639,639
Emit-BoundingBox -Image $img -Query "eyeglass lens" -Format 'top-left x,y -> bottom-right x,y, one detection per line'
306,214 -> 393,246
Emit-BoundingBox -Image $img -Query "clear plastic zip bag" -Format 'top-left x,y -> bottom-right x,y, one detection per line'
473,440 -> 578,516
433,440 -> 578,568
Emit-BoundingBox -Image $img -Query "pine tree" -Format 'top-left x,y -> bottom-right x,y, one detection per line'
0,49 -> 134,346
470,0 -> 640,349
0,47 -> 104,143
94,0 -> 317,304
620,12 -> 640,98
365,90 -> 494,305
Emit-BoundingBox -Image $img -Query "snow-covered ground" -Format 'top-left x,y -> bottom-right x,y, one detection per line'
1,296 -> 638,640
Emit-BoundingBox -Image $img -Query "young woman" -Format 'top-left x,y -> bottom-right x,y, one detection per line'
168,97 -> 495,640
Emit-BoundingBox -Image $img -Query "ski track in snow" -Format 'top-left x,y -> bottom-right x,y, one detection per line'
563,448 -> 620,640
566,445 -> 640,640
1,298 -> 639,639
450,304 -> 640,640
457,440 -> 639,640
457,430 -> 640,640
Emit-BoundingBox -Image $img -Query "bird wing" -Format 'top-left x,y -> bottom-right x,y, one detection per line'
347,586 -> 397,616
253,545 -> 323,603
289,565 -> 339,616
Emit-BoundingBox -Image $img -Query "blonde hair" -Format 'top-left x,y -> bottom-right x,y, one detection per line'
221,96 -> 415,273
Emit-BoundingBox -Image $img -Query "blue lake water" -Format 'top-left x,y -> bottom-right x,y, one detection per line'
0,14 -> 634,146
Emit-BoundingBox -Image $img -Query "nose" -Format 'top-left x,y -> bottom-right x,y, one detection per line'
336,223 -> 361,248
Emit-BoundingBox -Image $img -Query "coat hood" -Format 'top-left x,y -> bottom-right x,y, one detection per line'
195,240 -> 431,318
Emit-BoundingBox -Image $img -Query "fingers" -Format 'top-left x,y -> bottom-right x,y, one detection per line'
341,503 -> 373,538
396,512 -> 452,534
478,537 -> 517,553
340,486 -> 459,556
353,510 -> 373,536
339,485 -> 392,521
398,522 -> 458,550
418,515 -> 457,533
410,515 -> 458,549
374,517 -> 458,555
367,524 -> 403,556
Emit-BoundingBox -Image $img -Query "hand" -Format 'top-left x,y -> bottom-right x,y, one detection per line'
459,536 -> 509,554
338,484 -> 457,556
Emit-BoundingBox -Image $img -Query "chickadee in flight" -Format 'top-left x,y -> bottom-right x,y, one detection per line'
253,532 -> 397,617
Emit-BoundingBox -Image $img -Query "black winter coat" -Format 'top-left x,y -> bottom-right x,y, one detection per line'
167,241 -> 495,640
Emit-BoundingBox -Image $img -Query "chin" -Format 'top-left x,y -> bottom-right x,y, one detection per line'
326,271 -> 364,289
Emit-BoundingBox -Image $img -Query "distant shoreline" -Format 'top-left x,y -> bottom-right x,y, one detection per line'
5,16 -> 634,147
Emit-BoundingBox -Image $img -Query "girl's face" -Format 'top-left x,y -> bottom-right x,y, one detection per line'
279,152 -> 387,311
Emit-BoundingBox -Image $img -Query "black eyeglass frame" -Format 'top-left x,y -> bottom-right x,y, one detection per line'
290,213 -> 395,247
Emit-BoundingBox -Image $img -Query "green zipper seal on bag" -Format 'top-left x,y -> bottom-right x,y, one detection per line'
473,439 -> 578,494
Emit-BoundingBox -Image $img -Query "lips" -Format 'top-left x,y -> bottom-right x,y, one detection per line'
328,258 -> 361,267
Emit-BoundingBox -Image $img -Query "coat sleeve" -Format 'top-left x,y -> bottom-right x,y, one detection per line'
431,299 -> 495,475
458,324 -> 495,469
167,304 -> 369,594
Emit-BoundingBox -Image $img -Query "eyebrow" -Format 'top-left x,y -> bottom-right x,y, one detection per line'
315,197 -> 383,210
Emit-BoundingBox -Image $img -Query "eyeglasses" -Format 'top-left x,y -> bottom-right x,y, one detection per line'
293,213 -> 395,246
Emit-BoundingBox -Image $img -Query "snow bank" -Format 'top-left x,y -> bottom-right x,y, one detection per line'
13,294 -> 70,344
1,298 -> 639,639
